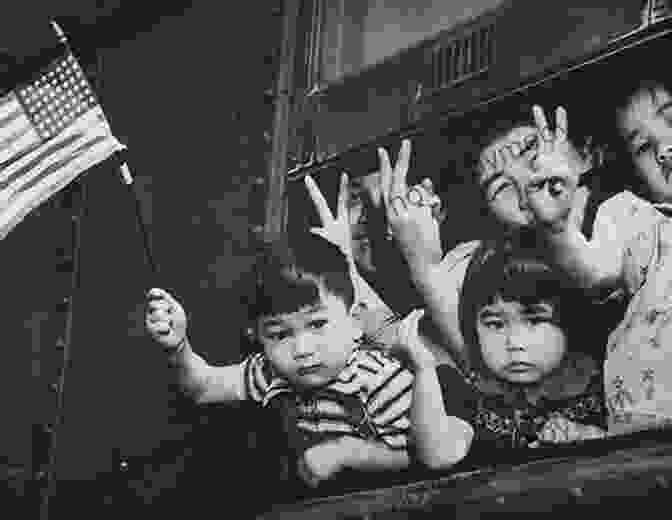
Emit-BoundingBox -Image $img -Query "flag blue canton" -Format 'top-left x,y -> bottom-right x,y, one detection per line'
17,54 -> 98,142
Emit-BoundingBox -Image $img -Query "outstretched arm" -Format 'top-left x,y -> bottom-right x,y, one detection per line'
376,139 -> 467,360
145,288 -> 245,404
525,105 -> 625,293
394,310 -> 474,470
297,436 -> 410,488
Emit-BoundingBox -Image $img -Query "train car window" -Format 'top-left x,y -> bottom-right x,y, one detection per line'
275,18 -> 672,517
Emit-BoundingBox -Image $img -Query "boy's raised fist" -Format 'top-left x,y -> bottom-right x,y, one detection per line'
145,288 -> 188,351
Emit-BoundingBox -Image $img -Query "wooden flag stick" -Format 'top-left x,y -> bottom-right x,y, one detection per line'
117,158 -> 160,277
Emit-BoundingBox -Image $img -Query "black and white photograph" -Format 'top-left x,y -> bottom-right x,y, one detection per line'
6,1 -> 672,518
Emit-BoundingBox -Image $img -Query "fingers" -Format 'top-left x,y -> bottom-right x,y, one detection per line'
533,105 -> 554,155
569,185 -> 590,231
420,177 -> 434,194
498,145 -> 515,168
297,455 -> 320,488
555,106 -> 568,142
336,172 -> 349,220
146,288 -> 181,323
391,140 -> 412,202
147,288 -> 176,310
525,175 -> 575,230
540,417 -> 567,443
393,139 -> 412,196
308,227 -> 329,242
304,175 -> 334,225
377,147 -> 393,208
147,287 -> 171,301
390,195 -> 408,217
532,105 -> 551,139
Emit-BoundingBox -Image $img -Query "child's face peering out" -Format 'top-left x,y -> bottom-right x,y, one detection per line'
476,296 -> 567,384
618,85 -> 672,203
256,289 -> 361,390
478,126 -> 543,229
348,176 -> 376,273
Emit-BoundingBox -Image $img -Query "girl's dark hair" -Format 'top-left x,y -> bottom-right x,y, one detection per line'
458,235 -> 582,378
468,113 -> 535,181
249,233 -> 355,322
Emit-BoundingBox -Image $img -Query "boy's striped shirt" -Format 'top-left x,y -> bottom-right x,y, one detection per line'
241,347 -> 413,450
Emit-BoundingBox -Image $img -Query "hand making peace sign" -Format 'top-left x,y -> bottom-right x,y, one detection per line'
304,171 -> 354,261
525,105 -> 590,234
378,139 -> 443,270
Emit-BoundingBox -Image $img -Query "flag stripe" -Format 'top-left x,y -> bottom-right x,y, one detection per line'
0,107 -> 23,131
0,106 -> 108,187
0,116 -> 34,155
0,132 -> 119,240
0,132 -> 81,191
0,93 -> 21,122
17,134 -> 107,194
0,124 -> 40,168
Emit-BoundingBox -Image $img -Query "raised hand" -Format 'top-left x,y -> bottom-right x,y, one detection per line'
305,172 -> 353,260
145,288 -> 188,351
378,139 -> 443,270
525,105 -> 590,234
392,308 -> 436,371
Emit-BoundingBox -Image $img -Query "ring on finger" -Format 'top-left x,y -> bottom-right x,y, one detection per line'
407,187 -> 425,206
555,125 -> 568,140
391,195 -> 408,214
540,126 -> 554,142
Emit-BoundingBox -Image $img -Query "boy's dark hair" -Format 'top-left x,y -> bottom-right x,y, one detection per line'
458,235 -> 584,378
249,233 -> 355,322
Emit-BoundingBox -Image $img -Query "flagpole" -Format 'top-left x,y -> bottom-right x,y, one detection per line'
38,21 -> 158,520
51,20 -> 159,278
116,157 -> 159,277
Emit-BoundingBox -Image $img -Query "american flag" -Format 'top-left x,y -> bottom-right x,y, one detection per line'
0,49 -> 123,240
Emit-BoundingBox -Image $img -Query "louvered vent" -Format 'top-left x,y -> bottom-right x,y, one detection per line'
429,22 -> 495,93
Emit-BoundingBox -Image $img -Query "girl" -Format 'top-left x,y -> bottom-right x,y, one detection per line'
456,241 -> 607,449
390,233 -> 606,469
510,84 -> 672,435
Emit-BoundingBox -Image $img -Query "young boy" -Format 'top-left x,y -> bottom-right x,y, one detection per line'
146,235 -> 420,489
